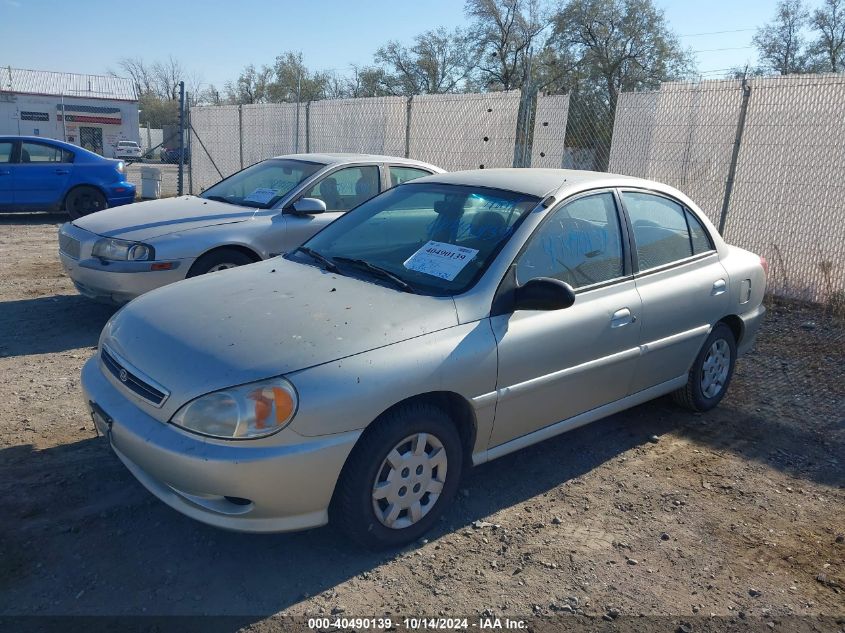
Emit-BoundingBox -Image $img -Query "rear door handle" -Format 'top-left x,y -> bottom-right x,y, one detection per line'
611,307 -> 636,328
0,170 -> 10,175
712,279 -> 727,296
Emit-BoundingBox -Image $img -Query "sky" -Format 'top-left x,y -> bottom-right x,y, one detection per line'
0,0 -> 789,92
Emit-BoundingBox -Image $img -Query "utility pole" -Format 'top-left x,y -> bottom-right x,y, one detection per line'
60,93 -> 67,142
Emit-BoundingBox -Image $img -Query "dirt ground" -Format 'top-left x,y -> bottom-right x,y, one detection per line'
0,214 -> 842,628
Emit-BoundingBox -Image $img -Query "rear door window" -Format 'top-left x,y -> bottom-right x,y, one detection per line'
622,192 -> 694,271
389,166 -> 432,186
0,142 -> 12,163
21,142 -> 70,163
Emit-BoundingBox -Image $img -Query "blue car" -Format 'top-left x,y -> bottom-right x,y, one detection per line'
0,136 -> 136,218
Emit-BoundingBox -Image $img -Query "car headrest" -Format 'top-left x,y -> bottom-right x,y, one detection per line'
320,178 -> 338,196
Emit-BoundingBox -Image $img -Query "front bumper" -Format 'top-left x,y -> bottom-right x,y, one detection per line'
81,356 -> 360,533
60,251 -> 188,304
59,223 -> 190,304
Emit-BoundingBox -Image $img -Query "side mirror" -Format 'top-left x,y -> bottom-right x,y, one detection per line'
290,197 -> 326,215
513,277 -> 576,311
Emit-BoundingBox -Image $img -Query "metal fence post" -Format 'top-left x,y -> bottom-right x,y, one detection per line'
718,77 -> 752,236
305,101 -> 311,153
177,81 -> 185,196
186,100 -> 193,195
238,104 -> 244,170
404,95 -> 413,158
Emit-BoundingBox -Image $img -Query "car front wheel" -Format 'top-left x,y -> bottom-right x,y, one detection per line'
332,402 -> 463,549
672,322 -> 737,412
186,248 -> 256,277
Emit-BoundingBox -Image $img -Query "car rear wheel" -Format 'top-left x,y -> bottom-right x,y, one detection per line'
186,248 -> 256,277
66,187 -> 107,220
332,402 -> 463,549
672,323 -> 737,412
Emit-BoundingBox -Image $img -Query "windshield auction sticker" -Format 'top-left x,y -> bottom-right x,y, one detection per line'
243,188 -> 279,204
403,241 -> 479,281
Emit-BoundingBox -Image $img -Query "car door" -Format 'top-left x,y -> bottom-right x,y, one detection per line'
15,141 -> 73,209
619,189 -> 729,393
281,164 -> 381,251
489,190 -> 643,447
0,141 -> 14,209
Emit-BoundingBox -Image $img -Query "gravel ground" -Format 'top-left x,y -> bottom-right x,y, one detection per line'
0,214 -> 842,627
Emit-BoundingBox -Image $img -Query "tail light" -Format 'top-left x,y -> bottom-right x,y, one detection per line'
760,255 -> 769,276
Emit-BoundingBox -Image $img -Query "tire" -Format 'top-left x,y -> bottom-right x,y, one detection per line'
186,248 -> 256,277
672,323 -> 737,412
65,187 -> 108,220
331,402 -> 463,549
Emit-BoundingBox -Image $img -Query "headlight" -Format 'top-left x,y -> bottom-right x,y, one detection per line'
92,237 -> 153,261
116,161 -> 125,173
171,377 -> 298,440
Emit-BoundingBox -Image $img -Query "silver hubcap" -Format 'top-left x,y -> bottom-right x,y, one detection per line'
701,338 -> 731,398
207,263 -> 238,273
371,433 -> 447,530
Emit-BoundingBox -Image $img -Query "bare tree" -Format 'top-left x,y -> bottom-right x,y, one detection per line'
465,0 -> 549,90
375,27 -> 478,95
810,0 -> 845,71
113,57 -> 154,97
224,64 -> 272,104
753,0 -> 814,75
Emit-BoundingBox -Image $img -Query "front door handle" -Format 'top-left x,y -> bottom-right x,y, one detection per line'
0,169 -> 10,175
712,279 -> 727,296
611,307 -> 636,328
55,169 -> 70,175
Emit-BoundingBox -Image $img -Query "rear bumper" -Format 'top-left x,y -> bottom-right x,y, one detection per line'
738,304 -> 766,356
81,356 -> 359,533
106,181 -> 136,207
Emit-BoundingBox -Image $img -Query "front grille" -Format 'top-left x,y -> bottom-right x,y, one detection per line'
101,346 -> 169,407
59,232 -> 81,259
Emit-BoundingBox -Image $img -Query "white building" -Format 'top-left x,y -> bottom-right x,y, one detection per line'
0,66 -> 140,158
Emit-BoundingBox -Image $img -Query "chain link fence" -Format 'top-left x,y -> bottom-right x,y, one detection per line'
608,74 -> 845,306
186,76 -> 844,307
189,91 -> 522,191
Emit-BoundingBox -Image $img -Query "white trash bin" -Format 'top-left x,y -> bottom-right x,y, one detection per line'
141,167 -> 162,199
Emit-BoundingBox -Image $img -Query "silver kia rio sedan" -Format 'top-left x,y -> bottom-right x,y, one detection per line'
58,153 -> 442,303
81,168 -> 766,547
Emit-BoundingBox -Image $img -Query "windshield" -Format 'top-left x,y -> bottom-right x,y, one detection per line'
200,159 -> 324,209
297,183 -> 540,295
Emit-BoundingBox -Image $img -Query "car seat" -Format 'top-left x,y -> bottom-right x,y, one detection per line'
20,149 -> 31,163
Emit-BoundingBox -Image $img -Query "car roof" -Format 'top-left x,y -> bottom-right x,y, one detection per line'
273,153 -> 444,172
410,168 -> 645,198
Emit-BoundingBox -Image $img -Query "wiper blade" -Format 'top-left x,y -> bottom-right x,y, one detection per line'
333,257 -> 415,293
295,246 -> 338,273
204,195 -> 229,203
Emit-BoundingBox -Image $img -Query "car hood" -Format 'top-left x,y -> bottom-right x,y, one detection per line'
74,196 -> 258,241
101,258 -> 459,408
